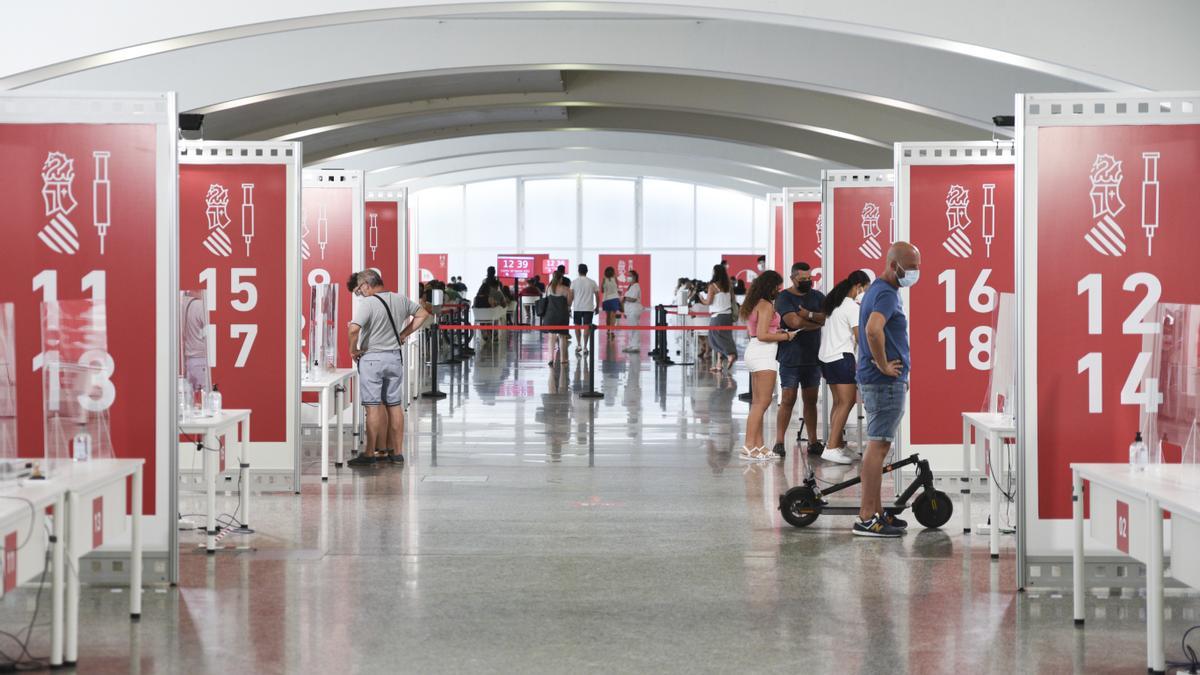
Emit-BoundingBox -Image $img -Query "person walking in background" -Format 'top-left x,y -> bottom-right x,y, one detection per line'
571,263 -> 598,353
854,242 -> 920,538
542,267 -> 572,365
817,270 -> 870,464
772,262 -> 826,459
601,266 -> 621,341
621,270 -> 644,353
699,264 -> 736,372
738,270 -> 796,461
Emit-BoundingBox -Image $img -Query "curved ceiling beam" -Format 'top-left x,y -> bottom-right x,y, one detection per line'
19,18 -> 1095,134
307,106 -> 895,167
400,160 -> 780,196
5,1 -> 1192,91
314,129 -> 851,182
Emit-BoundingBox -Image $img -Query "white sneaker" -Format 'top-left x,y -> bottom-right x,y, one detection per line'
821,446 -> 854,465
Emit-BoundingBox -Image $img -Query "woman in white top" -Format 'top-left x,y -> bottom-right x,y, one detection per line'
621,270 -> 644,353
698,264 -> 736,372
817,270 -> 871,463
601,266 -> 621,341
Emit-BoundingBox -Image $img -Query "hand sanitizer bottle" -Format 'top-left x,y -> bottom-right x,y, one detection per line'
72,429 -> 92,462
208,383 -> 223,415
1129,431 -> 1148,470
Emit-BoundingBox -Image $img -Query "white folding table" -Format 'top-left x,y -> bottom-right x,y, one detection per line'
1071,463 -> 1200,674
0,476 -> 63,665
961,411 -> 1016,559
178,408 -> 252,553
302,368 -> 360,480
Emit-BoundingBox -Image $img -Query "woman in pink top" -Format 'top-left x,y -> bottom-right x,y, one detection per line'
737,270 -> 797,461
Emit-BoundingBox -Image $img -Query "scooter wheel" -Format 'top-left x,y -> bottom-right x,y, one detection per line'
912,490 -> 954,529
779,486 -> 822,528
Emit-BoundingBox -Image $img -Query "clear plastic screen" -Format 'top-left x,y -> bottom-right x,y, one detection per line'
1143,303 -> 1200,464
982,292 -> 1017,416
0,303 -> 15,459
179,290 -> 212,418
308,283 -> 338,375
41,299 -> 114,470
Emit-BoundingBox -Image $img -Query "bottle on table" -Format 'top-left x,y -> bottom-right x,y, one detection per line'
208,383 -> 223,415
1129,431 -> 1148,470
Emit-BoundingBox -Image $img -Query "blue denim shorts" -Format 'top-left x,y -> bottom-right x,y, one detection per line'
860,381 -> 906,442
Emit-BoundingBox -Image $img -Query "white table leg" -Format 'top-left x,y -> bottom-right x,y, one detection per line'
962,417 -> 973,534
51,493 -> 64,666
1072,469 -> 1084,626
205,430 -> 217,553
989,431 -> 1001,559
65,492 -> 78,665
320,386 -> 330,481
1147,497 -> 1165,674
351,373 -> 361,451
239,417 -> 251,530
131,464 -> 143,618
335,384 -> 345,466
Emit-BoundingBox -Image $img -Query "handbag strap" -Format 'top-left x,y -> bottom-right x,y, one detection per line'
373,293 -> 405,346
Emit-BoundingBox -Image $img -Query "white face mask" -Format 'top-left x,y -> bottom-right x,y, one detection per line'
896,264 -> 920,288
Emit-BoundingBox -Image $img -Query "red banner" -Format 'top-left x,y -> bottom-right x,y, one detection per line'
302,186 -> 356,368
791,201 -> 823,289
0,123 -> 160,511
419,253 -> 448,284
180,164 -> 288,441
831,187 -> 894,283
598,254 -> 651,323
907,164 -> 1014,445
723,254 -> 761,286
497,254 -> 536,280
542,257 -> 568,277
1036,124 -> 1200,518
771,203 -> 784,273
366,201 -> 400,290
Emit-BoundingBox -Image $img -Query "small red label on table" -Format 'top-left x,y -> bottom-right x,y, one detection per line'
1116,499 -> 1129,554
4,532 -> 16,592
92,496 -> 104,549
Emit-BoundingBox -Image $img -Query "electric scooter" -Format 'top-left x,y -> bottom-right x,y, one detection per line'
778,452 -> 953,529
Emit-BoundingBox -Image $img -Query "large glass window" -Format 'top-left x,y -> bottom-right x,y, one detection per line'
524,178 -> 578,248
416,185 -> 464,252
642,179 -> 694,249
465,179 -> 517,249
642,249 -> 695,308
753,198 -> 768,251
696,186 -> 753,248
581,178 -> 635,248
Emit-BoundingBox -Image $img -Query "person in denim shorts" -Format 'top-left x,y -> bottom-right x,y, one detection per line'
853,242 -> 921,538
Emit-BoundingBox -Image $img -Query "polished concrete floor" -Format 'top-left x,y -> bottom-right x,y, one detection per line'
3,331 -> 1198,673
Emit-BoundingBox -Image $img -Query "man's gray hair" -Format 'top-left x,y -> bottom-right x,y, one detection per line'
359,268 -> 384,288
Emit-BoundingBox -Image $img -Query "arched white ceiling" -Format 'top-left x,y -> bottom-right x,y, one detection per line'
4,2 -> 1195,195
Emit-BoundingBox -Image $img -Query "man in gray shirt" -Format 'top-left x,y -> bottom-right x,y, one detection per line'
346,269 -> 430,467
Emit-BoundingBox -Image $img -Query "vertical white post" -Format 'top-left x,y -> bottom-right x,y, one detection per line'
239,417 -> 251,529
131,464 -> 143,618
1147,498 -> 1164,673
51,493 -> 64,665
989,431 -> 1001,559
320,387 -> 330,481
1072,469 -> 1085,625
336,384 -> 345,465
205,431 -> 217,553
962,416 -> 973,534
65,492 -> 78,665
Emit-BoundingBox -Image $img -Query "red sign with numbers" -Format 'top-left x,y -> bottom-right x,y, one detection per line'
908,164 -> 1014,444
0,123 -> 159,511
791,200 -> 823,289
302,186 -> 356,369
831,187 -> 894,283
365,201 -> 399,289
1115,499 -> 1130,553
3,531 -> 15,592
418,253 -> 448,284
180,164 -> 287,441
1036,125 -> 1200,518
92,495 -> 104,549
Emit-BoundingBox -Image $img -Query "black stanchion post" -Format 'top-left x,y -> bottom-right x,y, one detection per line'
421,324 -> 447,399
579,324 -> 604,399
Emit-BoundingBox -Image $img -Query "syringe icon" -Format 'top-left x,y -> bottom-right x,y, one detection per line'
317,203 -> 329,260
92,152 -> 111,255
1142,152 -> 1160,256
368,212 -> 379,260
240,183 -> 255,256
981,183 -> 996,258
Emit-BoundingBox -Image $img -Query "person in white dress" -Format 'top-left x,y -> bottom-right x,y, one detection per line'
622,270 -> 644,353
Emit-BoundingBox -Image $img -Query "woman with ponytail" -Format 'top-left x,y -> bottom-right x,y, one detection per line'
817,270 -> 871,464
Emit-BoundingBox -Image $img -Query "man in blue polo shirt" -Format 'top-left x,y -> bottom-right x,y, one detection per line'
773,262 -> 826,458
853,241 -> 920,538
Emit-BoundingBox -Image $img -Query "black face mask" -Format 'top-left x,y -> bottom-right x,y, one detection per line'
796,280 -> 814,293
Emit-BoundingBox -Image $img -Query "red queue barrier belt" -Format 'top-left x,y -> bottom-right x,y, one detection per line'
439,324 -> 741,331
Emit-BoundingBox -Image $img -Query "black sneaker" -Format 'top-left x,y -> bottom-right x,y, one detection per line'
771,442 -> 786,458
347,454 -> 378,468
387,454 -> 405,466
807,440 -> 825,456
882,509 -> 908,531
852,513 -> 904,538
